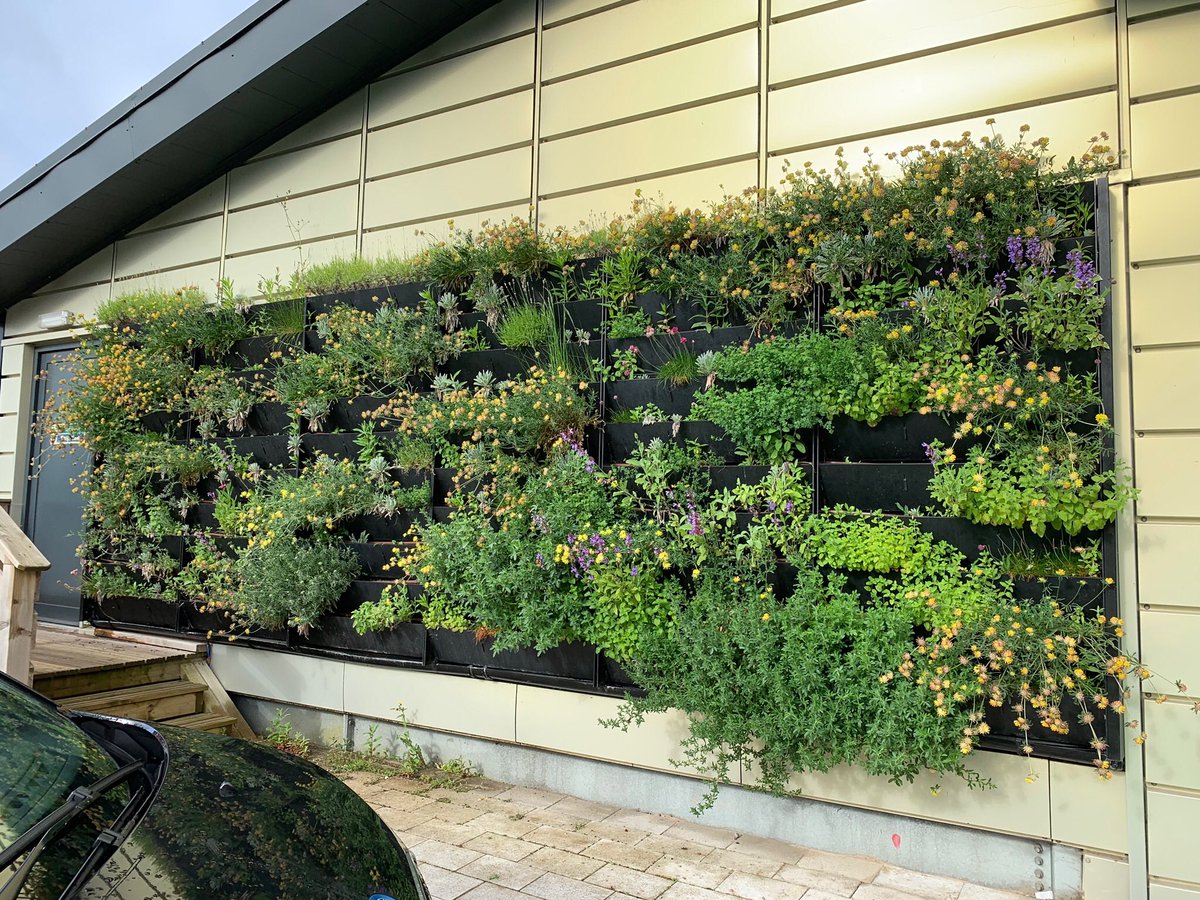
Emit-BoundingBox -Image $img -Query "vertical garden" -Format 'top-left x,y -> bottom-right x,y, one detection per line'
44,130 -> 1164,804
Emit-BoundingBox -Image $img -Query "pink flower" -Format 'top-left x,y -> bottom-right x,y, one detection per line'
644,325 -> 656,337
679,336 -> 688,344
628,345 -> 639,354
669,326 -> 679,335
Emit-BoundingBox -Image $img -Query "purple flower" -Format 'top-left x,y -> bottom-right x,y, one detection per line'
1006,236 -> 1025,268
535,552 -> 545,567
922,442 -> 938,465
1027,236 -> 1051,271
1066,248 -> 1096,290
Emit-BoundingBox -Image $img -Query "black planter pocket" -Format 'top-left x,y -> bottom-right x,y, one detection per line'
92,597 -> 182,633
822,413 -> 961,462
217,402 -> 293,439
335,579 -> 420,615
328,396 -> 394,431
706,465 -> 773,493
229,435 -> 296,468
817,462 -> 934,512
447,348 -> 529,381
980,690 -> 1100,763
427,630 -> 598,681
211,335 -> 302,368
1022,349 -> 1101,375
183,604 -> 288,645
913,516 -> 1056,564
138,412 -> 186,439
608,325 -> 753,364
349,542 -> 400,578
605,421 -> 737,463
88,537 -> 184,567
600,656 -> 643,694
307,283 -> 428,320
299,617 -> 427,661
559,299 -> 604,335
605,379 -> 697,417
1011,577 -> 1108,610
301,432 -> 360,461
434,467 -> 487,504
188,503 -> 219,531
341,510 -> 427,542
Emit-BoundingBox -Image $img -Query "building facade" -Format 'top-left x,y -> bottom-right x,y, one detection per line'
0,2 -> 1197,897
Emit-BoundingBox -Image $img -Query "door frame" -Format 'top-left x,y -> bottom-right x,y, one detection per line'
22,342 -> 85,624
21,341 -> 82,534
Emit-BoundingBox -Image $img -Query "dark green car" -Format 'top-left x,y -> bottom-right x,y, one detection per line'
0,672 -> 427,899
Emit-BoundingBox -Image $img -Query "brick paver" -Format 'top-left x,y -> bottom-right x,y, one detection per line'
338,770 -> 1030,900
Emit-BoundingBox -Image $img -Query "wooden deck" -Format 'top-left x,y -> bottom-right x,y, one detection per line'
31,625 -> 203,682
28,625 -> 253,737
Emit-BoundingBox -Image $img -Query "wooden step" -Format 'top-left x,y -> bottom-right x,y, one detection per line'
63,680 -> 206,721
35,658 -> 188,701
164,711 -> 238,734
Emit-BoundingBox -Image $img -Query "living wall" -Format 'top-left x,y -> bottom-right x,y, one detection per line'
44,129 -> 1171,806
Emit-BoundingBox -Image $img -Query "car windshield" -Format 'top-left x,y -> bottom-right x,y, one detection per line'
0,676 -> 127,884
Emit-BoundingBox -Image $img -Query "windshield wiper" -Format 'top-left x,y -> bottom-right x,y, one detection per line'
0,759 -> 144,900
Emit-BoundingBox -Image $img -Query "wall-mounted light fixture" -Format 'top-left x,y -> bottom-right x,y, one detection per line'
37,310 -> 71,330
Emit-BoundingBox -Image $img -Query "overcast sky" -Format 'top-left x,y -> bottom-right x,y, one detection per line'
0,1 -> 256,190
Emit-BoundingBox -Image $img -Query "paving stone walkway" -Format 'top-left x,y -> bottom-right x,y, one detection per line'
341,770 -> 1029,900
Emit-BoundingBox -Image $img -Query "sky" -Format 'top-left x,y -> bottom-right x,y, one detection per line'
0,1 -> 257,191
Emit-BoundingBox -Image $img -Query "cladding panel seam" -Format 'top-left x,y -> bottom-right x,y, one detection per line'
768,8 -> 1113,92
541,21 -> 757,86
363,198 -> 533,233
540,88 -> 758,143
768,85 -> 1117,158
366,140 -> 535,183
368,83 -> 534,131
379,28 -> 537,80
538,153 -> 758,201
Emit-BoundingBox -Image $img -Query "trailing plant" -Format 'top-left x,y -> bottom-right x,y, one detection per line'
233,537 -> 359,634
610,565 -> 981,813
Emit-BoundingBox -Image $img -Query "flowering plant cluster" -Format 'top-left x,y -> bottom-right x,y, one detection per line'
375,366 -> 594,466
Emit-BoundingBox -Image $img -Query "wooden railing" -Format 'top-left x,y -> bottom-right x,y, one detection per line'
0,507 -> 50,685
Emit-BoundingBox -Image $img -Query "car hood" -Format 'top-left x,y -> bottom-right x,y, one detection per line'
79,724 -> 423,899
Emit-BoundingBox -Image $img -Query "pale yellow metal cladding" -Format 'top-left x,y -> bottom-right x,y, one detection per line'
2,1 -> 1198,895
1125,7 -> 1200,897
